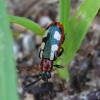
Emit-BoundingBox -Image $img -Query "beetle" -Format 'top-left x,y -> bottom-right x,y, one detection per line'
23,22 -> 65,96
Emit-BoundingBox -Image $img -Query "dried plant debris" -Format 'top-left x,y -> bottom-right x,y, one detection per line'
69,90 -> 100,100
92,50 -> 100,77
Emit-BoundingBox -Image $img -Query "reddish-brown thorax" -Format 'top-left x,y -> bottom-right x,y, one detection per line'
40,59 -> 53,72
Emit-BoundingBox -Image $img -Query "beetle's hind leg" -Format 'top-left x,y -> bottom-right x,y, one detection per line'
58,47 -> 64,57
62,33 -> 67,44
58,33 -> 67,57
53,47 -> 64,61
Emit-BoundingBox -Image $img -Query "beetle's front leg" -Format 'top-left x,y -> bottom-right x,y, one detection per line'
53,65 -> 64,69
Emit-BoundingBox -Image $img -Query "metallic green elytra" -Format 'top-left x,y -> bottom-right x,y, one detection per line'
39,22 -> 64,60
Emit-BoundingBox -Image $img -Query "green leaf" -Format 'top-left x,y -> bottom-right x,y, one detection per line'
0,0 -> 19,100
59,0 -> 70,33
55,0 -> 70,80
63,0 -> 100,65
9,15 -> 45,35
57,0 -> 100,80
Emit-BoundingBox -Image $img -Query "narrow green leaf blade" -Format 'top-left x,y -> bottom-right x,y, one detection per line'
60,0 -> 70,33
63,0 -> 100,64
0,0 -> 19,100
9,15 -> 45,35
56,0 -> 70,79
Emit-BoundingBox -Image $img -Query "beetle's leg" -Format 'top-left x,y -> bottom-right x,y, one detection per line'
58,33 -> 67,57
62,33 -> 67,44
58,47 -> 64,57
53,65 -> 64,69
53,47 -> 64,61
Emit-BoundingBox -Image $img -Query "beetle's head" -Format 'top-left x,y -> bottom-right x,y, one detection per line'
23,69 -> 53,96
39,71 -> 51,81
38,71 -> 53,96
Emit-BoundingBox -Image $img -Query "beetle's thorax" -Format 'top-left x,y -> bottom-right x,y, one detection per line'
40,58 -> 53,72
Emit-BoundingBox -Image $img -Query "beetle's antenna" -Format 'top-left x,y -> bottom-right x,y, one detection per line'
46,79 -> 54,97
23,77 -> 42,91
